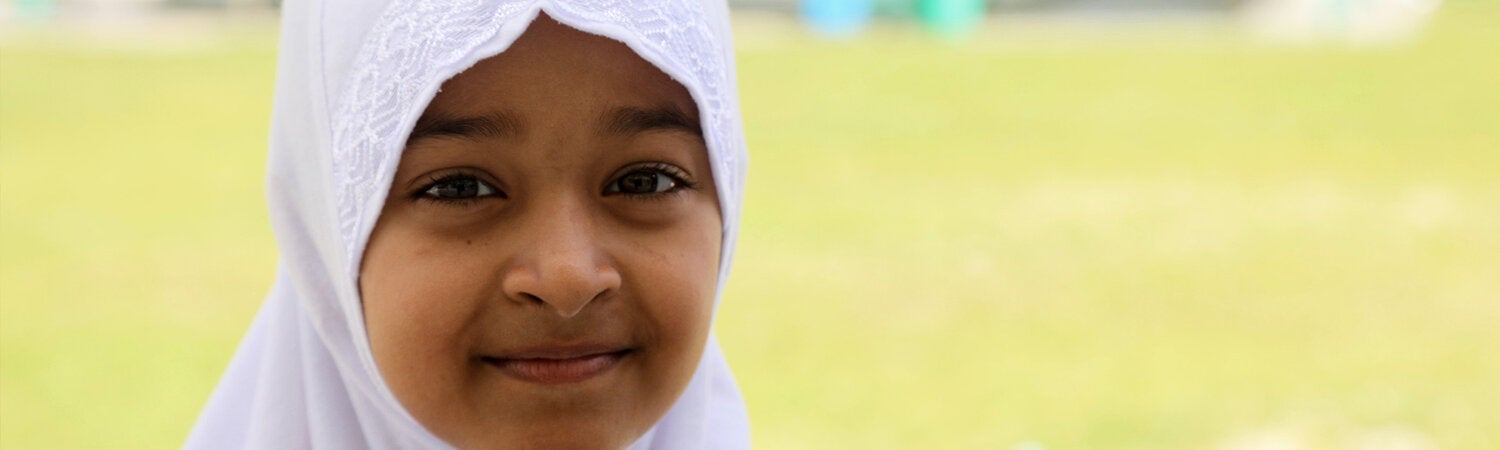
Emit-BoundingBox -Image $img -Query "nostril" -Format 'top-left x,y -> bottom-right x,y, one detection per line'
499,257 -> 622,317
520,292 -> 547,305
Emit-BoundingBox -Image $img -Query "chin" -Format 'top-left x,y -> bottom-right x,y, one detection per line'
452,425 -> 641,450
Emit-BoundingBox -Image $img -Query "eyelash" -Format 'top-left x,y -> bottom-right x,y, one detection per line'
410,170 -> 500,206
408,163 -> 697,206
608,162 -> 698,199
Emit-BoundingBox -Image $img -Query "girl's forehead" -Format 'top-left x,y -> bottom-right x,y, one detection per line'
401,15 -> 707,172
425,15 -> 698,122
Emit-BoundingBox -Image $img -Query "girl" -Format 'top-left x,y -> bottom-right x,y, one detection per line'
185,1 -> 750,449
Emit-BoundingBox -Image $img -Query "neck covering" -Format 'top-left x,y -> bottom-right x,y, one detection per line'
184,1 -> 750,448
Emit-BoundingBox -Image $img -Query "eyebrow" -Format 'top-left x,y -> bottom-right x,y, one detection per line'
406,111 -> 522,143
405,105 -> 701,144
602,105 -> 702,137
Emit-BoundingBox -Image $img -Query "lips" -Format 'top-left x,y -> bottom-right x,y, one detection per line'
482,345 -> 632,385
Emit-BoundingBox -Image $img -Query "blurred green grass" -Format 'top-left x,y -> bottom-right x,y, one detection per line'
3,4 -> 1499,449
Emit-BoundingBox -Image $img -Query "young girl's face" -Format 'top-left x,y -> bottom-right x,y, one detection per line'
359,15 -> 721,450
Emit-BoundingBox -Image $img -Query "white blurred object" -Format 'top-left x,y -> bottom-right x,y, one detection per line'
1241,0 -> 1442,44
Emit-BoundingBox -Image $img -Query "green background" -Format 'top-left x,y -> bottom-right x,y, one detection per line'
3,3 -> 1497,448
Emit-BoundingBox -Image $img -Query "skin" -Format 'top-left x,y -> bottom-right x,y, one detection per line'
359,14 -> 722,450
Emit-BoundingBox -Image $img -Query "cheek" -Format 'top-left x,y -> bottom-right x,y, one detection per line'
360,221 -> 495,417
622,205 -> 722,401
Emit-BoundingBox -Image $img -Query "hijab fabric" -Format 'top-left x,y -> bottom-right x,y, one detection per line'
184,1 -> 750,448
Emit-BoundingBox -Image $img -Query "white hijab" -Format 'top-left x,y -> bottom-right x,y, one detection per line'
184,1 -> 750,448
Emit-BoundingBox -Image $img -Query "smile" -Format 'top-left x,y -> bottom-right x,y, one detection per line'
481,346 -> 632,385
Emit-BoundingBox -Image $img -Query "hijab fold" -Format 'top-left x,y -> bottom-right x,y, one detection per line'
185,1 -> 750,448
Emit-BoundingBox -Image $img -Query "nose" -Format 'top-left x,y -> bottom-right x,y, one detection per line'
500,202 -> 622,318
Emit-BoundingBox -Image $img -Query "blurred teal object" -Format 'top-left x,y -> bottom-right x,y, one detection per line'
800,0 -> 875,37
917,0 -> 986,38
15,0 -> 56,20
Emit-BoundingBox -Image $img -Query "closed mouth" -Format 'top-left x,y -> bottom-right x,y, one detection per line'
481,347 -> 633,385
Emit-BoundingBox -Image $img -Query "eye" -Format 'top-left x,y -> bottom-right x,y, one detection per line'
611,171 -> 676,195
605,164 -> 692,196
418,173 -> 500,201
